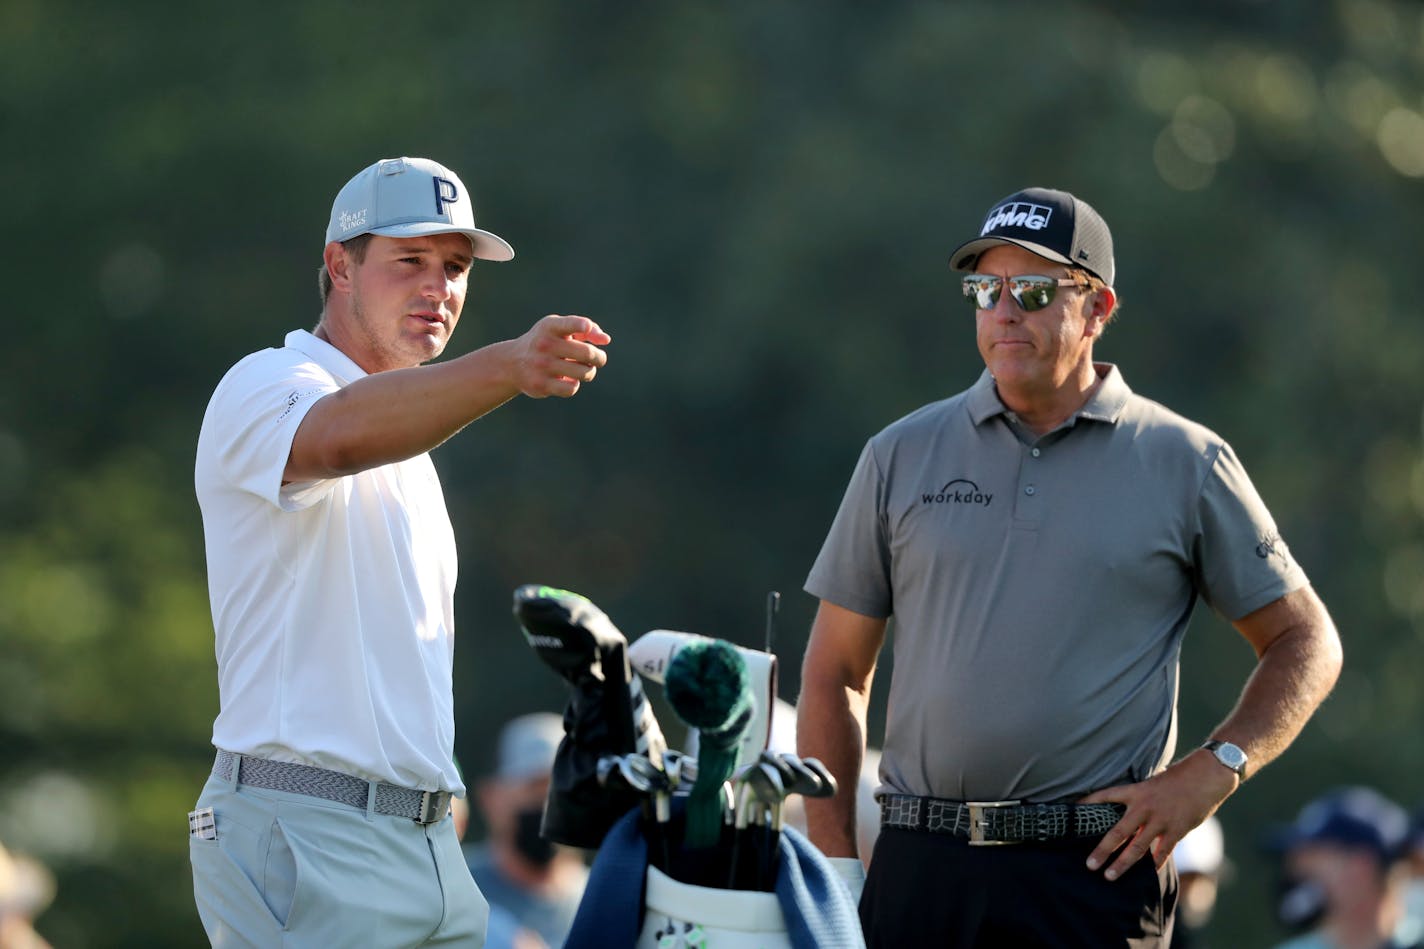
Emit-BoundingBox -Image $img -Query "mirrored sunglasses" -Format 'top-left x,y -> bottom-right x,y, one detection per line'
962,274 -> 1086,312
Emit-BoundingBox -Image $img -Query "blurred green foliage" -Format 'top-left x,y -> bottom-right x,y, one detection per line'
4,0 -> 1424,944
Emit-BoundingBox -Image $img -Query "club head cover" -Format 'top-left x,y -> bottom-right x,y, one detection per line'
631,629 -> 777,769
664,639 -> 755,849
513,585 -> 667,848
514,584 -> 624,685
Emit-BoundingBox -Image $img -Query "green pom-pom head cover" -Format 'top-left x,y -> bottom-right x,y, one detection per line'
665,640 -> 755,848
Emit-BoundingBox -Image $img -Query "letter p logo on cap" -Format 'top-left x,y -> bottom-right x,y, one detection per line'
433,177 -> 460,217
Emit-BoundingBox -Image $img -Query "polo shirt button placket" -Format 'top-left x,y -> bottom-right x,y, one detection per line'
1026,445 -> 1043,496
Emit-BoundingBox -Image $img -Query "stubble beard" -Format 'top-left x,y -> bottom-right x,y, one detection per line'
350,284 -> 445,372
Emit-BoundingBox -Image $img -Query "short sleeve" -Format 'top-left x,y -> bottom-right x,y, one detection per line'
804,440 -> 894,619
201,353 -> 341,511
1194,442 -> 1309,621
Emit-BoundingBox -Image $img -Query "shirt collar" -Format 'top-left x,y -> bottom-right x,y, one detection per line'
284,329 -> 368,386
967,363 -> 1132,427
1077,363 -> 1131,423
966,369 -> 1006,426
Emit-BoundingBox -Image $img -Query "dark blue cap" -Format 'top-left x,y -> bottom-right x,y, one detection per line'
1410,805 -> 1424,851
1271,786 -> 1410,865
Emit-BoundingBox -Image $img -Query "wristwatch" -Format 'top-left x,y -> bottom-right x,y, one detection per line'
1201,739 -> 1248,778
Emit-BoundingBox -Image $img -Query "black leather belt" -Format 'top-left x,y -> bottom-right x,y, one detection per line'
878,793 -> 1125,845
214,750 -> 452,825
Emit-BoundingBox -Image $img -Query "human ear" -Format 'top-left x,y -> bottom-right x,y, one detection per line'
323,242 -> 354,294
1094,287 -> 1118,321
1085,287 -> 1117,337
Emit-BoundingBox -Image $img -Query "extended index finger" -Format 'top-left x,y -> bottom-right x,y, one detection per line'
542,314 -> 611,345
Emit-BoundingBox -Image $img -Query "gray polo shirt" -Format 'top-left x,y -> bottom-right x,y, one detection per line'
805,365 -> 1307,803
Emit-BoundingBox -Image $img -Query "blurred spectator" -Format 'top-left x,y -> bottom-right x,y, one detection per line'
0,840 -> 55,949
1403,809 -> 1424,942
1270,786 -> 1421,949
1171,815 -> 1226,949
465,713 -> 588,949
449,791 -> 538,949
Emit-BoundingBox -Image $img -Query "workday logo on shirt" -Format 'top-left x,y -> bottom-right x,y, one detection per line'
923,479 -> 994,507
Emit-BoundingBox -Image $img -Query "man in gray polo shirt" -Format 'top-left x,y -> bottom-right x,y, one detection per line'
797,187 -> 1343,947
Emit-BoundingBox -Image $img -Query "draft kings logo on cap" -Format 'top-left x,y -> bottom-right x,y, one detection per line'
981,201 -> 1053,234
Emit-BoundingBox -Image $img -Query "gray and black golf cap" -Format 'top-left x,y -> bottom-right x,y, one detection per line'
949,187 -> 1114,286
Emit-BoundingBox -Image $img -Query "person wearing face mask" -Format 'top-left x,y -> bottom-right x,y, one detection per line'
1270,786 -> 1422,949
466,713 -> 588,949
1170,816 -> 1227,948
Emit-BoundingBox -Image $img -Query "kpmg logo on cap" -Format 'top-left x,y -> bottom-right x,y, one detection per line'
982,202 -> 1053,234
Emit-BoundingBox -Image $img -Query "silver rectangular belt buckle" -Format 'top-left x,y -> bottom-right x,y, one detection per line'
417,791 -> 451,825
965,800 -> 1020,846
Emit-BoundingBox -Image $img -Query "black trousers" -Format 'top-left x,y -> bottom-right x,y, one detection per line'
861,827 -> 1178,948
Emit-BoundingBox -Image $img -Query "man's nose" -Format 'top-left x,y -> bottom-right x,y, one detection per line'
421,267 -> 454,301
989,290 -> 1019,321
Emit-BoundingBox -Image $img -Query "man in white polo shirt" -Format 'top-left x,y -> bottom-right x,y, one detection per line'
798,187 -> 1343,947
190,156 -> 610,947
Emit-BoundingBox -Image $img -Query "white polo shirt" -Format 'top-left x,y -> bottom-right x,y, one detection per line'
195,330 -> 463,794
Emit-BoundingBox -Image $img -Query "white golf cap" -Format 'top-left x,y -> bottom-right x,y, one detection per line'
325,156 -> 514,261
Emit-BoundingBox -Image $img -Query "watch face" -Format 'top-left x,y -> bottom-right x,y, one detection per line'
1214,742 -> 1247,772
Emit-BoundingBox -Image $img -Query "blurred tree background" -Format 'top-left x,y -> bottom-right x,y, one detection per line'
3,0 -> 1423,944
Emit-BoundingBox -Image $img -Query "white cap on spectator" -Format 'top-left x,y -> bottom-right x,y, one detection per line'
1174,815 -> 1225,876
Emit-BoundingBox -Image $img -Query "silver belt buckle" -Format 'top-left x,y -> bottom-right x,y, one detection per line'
417,790 -> 451,824
965,800 -> 1020,846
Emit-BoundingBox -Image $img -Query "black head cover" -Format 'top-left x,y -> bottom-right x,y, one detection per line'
513,585 -> 666,848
